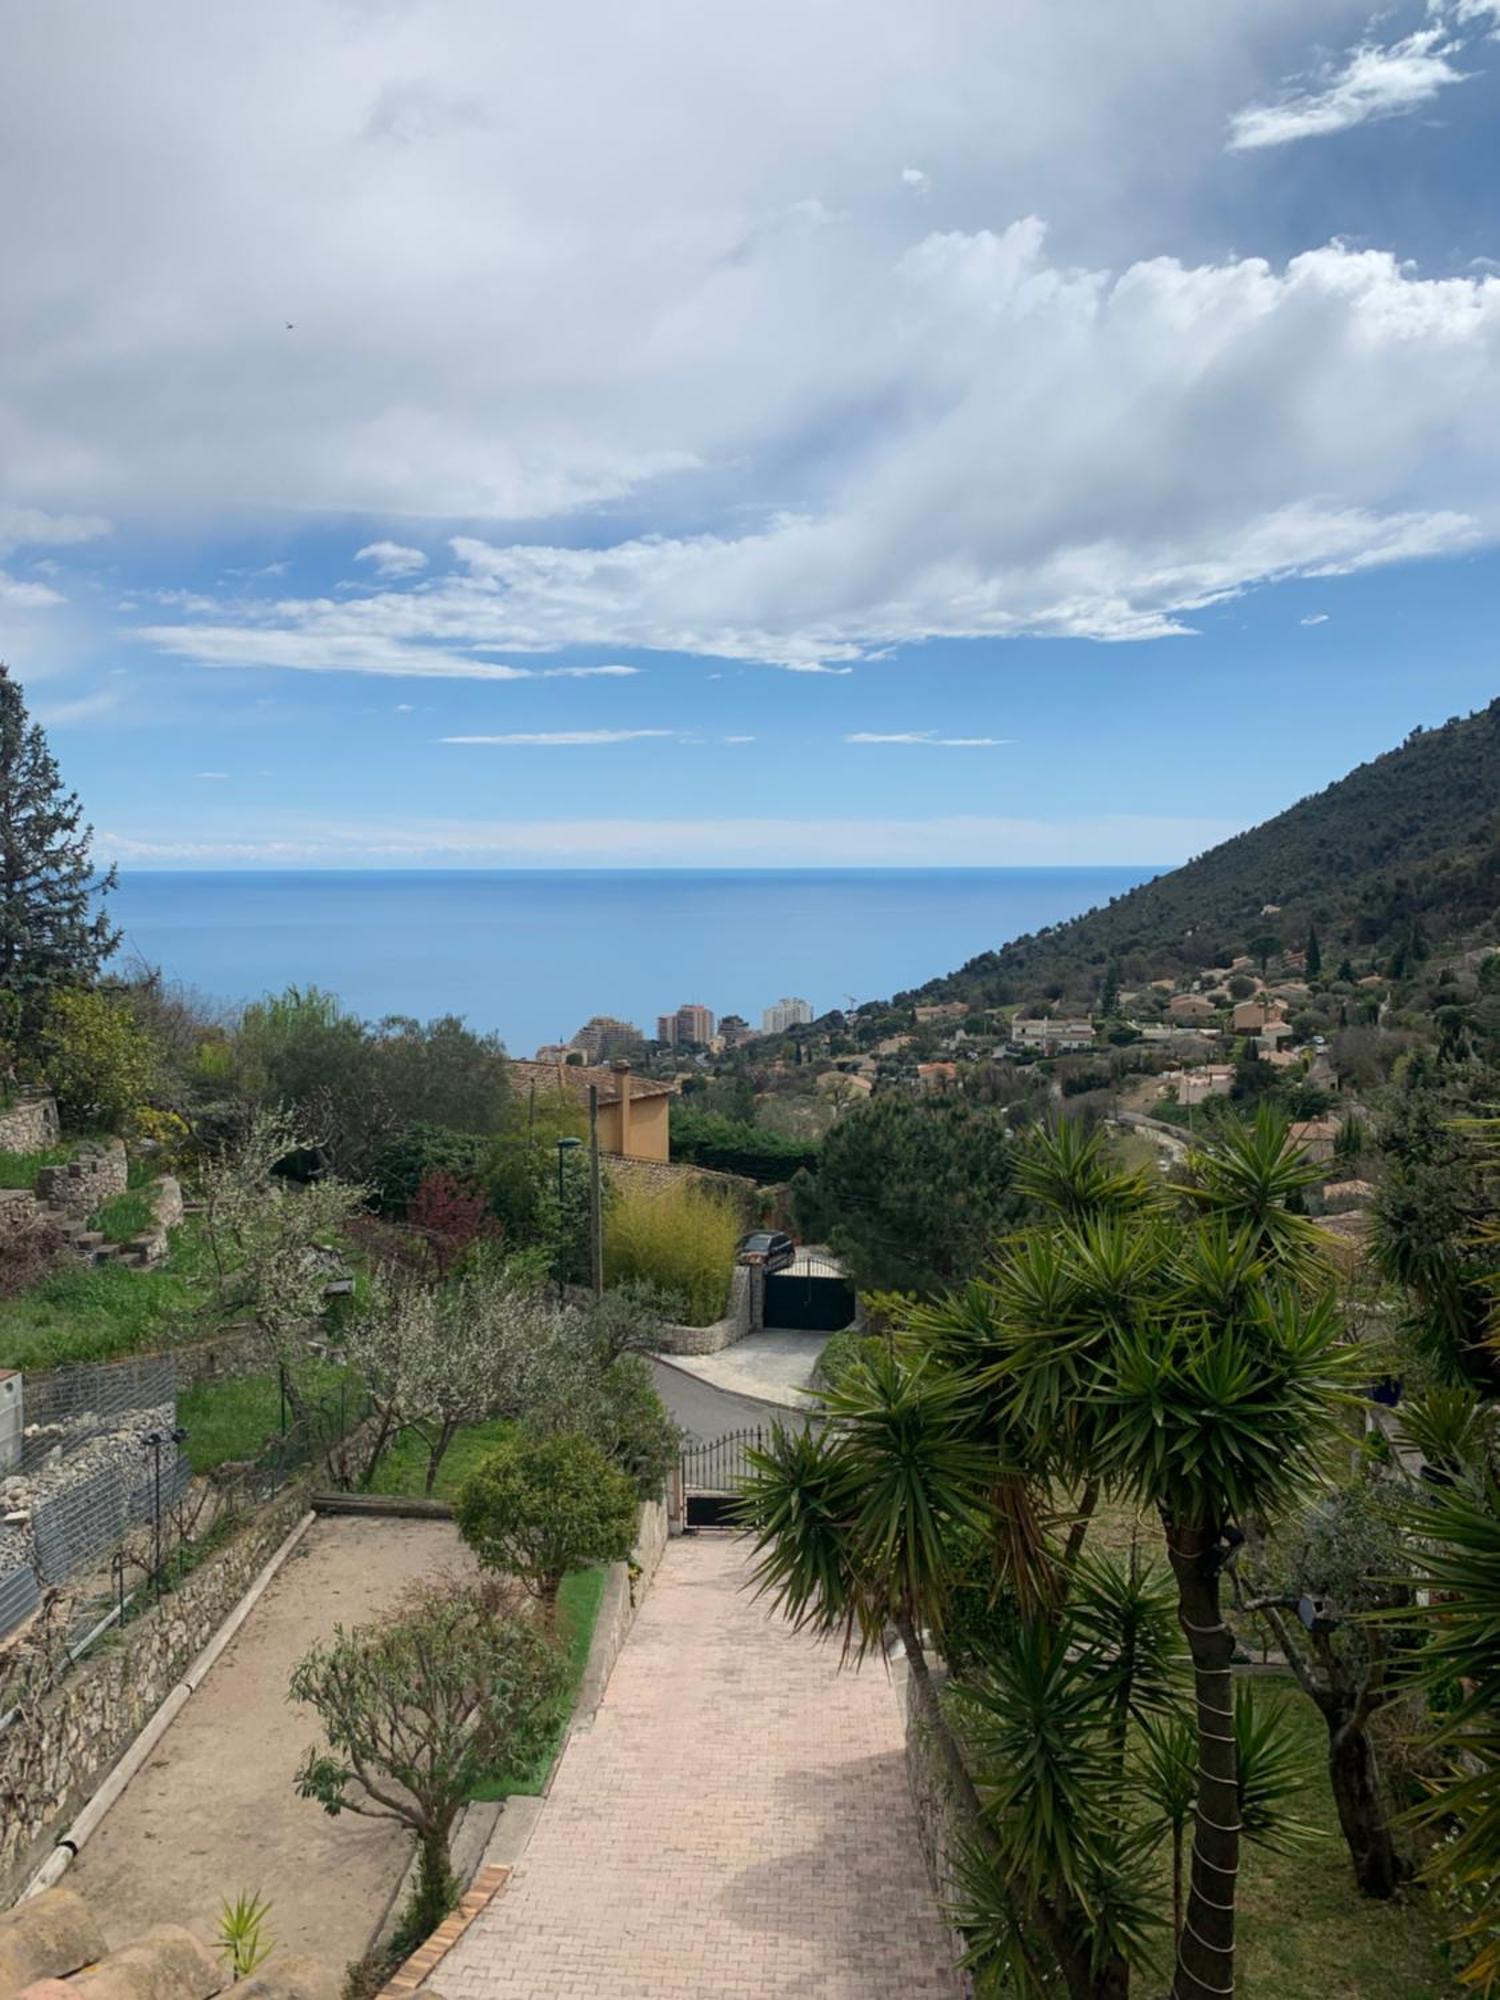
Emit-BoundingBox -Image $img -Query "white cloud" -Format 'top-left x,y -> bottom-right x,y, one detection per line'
118,228 -> 1500,668
197,770 -> 231,779
1225,2 -> 1500,152
31,689 -> 121,726
0,572 -> 64,610
355,540 -> 428,579
99,810 -> 1245,868
1300,611 -> 1330,624
0,508 -> 112,556
847,731 -> 1007,745
441,729 -> 676,745
901,166 -> 932,193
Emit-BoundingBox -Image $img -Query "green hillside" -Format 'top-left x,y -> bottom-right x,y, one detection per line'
898,699 -> 1500,1011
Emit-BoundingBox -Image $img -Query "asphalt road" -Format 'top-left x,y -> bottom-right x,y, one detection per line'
649,1356 -> 817,1443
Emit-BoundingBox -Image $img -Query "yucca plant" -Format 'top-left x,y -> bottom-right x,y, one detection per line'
216,1892 -> 274,1982
1403,1472 -> 1500,1989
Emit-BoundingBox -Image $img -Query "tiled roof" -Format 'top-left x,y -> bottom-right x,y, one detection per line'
511,1060 -> 678,1104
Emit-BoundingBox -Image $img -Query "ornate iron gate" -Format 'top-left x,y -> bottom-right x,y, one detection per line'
677,1426 -> 764,1527
763,1251 -> 856,1331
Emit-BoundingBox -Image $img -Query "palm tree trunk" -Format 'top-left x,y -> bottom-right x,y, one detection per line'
1167,1524 -> 1239,2000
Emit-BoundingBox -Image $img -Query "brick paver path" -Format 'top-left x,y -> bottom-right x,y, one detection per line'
431,1533 -> 957,1999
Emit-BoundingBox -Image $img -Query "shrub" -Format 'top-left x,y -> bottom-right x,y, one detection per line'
0,1216 -> 64,1299
454,1431 -> 636,1623
604,1179 -> 738,1326
369,1124 -> 492,1217
566,1354 -> 680,1499
407,1169 -> 498,1275
669,1105 -> 818,1183
30,987 -> 159,1130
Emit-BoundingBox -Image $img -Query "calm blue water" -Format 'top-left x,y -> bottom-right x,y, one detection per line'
106,869 -> 1154,1056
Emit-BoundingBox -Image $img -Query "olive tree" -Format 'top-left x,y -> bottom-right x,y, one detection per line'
293,1583 -> 566,1938
198,1110 -> 367,1417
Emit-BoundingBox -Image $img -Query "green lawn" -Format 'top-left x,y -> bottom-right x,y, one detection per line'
177,1362 -> 356,1471
1233,1685 -> 1449,1998
0,1259 -> 202,1369
367,1415 -> 516,1501
470,1565 -> 607,1799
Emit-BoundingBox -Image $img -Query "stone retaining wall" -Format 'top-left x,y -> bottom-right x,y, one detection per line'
0,1095 -> 61,1155
34,1142 -> 128,1222
0,1487 -> 309,1899
653,1263 -> 756,1356
897,1654 -> 976,1996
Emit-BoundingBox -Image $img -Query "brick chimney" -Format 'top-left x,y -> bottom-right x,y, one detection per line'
611,1058 -> 632,1158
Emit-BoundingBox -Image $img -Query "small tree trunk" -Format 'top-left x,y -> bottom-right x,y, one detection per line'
412,1827 -> 455,1939
540,1575 -> 562,1636
359,1403 -> 397,1490
1328,1720 -> 1412,1900
424,1418 -> 459,1495
1167,1524 -> 1239,2000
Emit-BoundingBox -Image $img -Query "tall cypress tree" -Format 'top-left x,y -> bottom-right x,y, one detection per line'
1305,922 -> 1322,978
0,664 -> 120,1003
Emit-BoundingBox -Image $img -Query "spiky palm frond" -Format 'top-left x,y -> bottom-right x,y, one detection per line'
1069,1546 -> 1186,1725
951,1619 -> 1121,1910
1397,1386 -> 1499,1482
1176,1105 -> 1330,1276
1091,1287 -> 1359,1529
1234,1684 -> 1321,1853
1013,1118 -> 1163,1225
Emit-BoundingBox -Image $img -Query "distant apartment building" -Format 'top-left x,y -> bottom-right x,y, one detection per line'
569,1014 -> 645,1064
761,996 -> 814,1034
656,1002 -> 716,1045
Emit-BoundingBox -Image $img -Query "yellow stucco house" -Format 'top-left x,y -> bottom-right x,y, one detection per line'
509,1058 -> 677,1162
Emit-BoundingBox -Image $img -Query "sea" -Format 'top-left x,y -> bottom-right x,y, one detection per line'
105,868 -> 1155,1057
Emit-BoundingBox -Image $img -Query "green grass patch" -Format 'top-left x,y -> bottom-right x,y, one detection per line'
1232,1681 -> 1449,1998
367,1416 -> 517,1501
91,1189 -> 156,1244
0,1259 -> 202,1370
0,1144 -> 74,1190
469,1565 -> 607,1800
178,1362 -> 355,1472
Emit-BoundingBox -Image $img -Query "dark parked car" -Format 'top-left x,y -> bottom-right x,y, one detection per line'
737,1229 -> 796,1274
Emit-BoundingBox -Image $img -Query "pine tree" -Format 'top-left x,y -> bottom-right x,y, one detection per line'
1305,922 -> 1322,978
0,665 -> 120,1004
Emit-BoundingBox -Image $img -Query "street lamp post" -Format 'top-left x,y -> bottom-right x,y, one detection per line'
556,1135 -> 583,1304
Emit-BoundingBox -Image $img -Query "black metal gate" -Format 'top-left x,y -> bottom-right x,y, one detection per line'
678,1426 -> 764,1528
764,1251 -> 856,1332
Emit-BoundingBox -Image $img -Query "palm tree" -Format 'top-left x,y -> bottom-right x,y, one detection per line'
921,1114 -> 1354,1999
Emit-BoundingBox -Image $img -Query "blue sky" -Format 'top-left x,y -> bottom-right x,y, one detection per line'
4,0 -> 1500,868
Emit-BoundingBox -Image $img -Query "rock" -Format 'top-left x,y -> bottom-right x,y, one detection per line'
0,1887 -> 109,1998
233,1960 -> 323,2000
68,1927 -> 223,2000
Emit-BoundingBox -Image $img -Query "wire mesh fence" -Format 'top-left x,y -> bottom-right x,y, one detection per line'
19,1354 -> 176,1474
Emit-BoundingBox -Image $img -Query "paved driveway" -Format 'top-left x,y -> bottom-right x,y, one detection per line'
430,1534 -> 957,2000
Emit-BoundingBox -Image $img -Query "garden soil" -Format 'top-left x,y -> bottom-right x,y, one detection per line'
69,1515 -> 477,2000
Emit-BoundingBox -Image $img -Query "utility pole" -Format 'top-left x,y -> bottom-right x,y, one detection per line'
588,1083 -> 604,1298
